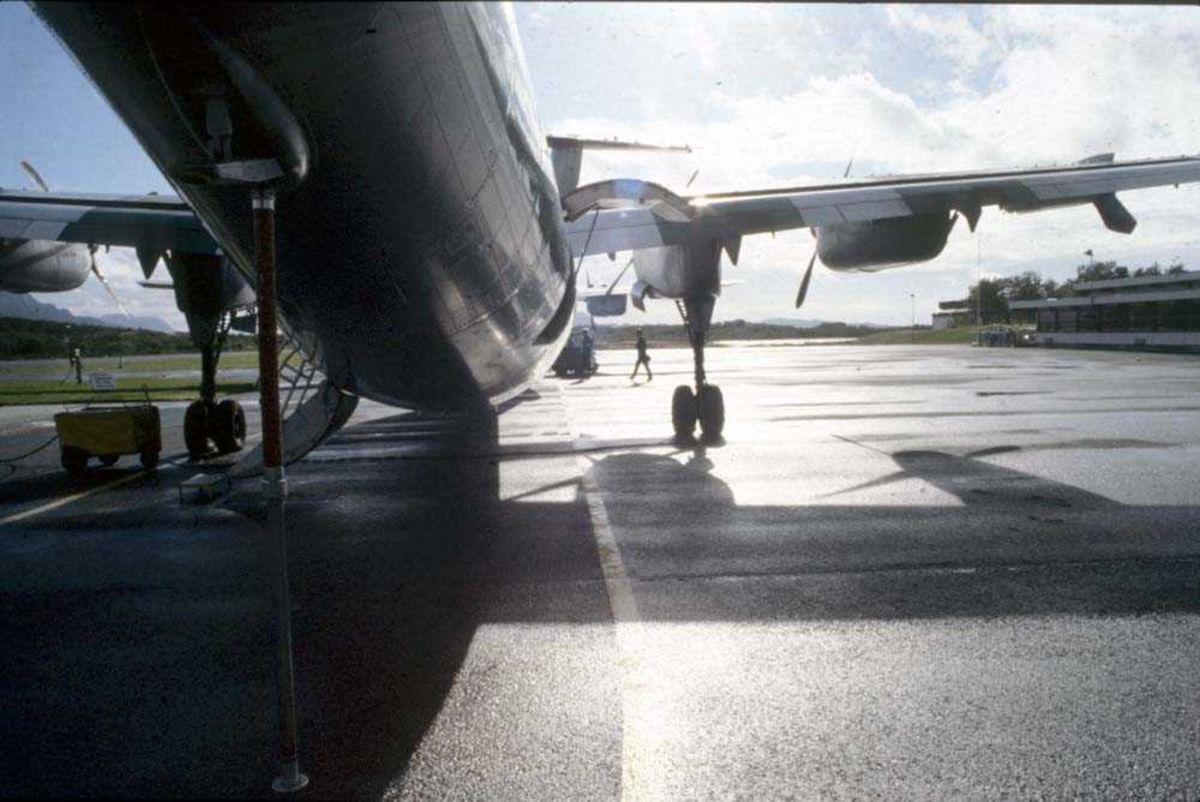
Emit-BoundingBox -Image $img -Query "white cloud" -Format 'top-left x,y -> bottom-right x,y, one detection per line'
537,5 -> 1200,325
886,7 -> 996,71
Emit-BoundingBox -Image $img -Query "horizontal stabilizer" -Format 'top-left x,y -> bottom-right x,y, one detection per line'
548,135 -> 692,195
546,136 -> 691,153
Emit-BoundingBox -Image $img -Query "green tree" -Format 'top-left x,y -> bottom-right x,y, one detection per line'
1076,260 -> 1122,282
1002,271 -> 1046,301
965,278 -> 1010,324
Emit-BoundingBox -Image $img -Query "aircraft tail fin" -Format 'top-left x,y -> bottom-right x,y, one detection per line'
547,135 -> 691,194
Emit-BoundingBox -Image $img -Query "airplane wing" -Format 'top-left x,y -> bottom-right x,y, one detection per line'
564,154 -> 1200,259
0,188 -> 220,255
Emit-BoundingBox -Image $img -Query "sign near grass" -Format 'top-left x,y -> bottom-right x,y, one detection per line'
89,372 -> 116,391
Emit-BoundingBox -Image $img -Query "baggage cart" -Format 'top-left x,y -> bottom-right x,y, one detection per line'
54,404 -> 162,476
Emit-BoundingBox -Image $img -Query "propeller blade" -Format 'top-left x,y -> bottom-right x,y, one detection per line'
605,258 -> 636,297
794,249 -> 817,309
88,247 -> 133,318
817,470 -> 909,499
19,161 -> 50,192
843,155 -> 854,179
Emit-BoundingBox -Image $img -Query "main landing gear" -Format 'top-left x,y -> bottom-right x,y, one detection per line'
671,297 -> 724,443
185,313 -> 248,461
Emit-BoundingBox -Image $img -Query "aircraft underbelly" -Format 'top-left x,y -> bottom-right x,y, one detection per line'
34,2 -> 571,411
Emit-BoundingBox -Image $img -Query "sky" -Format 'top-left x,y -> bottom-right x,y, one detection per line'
2,3 -> 1200,330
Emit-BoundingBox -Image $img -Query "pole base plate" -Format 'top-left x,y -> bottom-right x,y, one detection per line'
272,771 -> 309,794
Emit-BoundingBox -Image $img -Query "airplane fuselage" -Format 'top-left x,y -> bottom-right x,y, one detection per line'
34,2 -> 574,411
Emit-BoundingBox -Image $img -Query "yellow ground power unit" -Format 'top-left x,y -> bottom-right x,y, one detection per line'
54,405 -> 162,476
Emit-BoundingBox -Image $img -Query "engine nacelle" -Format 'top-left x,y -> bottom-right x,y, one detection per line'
585,294 -> 627,317
816,212 -> 956,271
631,239 -> 723,300
0,239 -> 91,293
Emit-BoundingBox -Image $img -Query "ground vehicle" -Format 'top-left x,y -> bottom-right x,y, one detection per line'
54,404 -> 162,476
552,327 -> 598,377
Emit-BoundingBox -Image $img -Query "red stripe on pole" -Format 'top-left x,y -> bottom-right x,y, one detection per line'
253,189 -> 283,470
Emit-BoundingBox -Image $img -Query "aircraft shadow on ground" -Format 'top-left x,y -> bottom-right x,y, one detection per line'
4,409 -> 1200,798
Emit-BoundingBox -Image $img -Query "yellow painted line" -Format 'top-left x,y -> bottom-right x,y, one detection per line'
1,469 -> 149,526
564,385 -> 664,802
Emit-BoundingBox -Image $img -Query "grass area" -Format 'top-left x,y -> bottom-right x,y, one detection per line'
0,350 -> 290,377
0,377 -> 258,406
853,326 -> 985,345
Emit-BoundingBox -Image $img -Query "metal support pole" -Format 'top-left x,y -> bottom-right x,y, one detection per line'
910,293 -> 916,344
253,187 -> 309,794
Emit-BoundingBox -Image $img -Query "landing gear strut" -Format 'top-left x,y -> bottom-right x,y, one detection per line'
672,297 -> 724,442
185,311 -> 248,461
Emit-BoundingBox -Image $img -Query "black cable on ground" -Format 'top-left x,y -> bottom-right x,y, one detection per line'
0,433 -> 59,463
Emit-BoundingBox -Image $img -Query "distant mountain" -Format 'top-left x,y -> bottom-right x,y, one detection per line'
0,293 -> 176,333
759,316 -> 891,329
0,293 -> 76,323
759,317 -> 827,328
96,313 -> 176,333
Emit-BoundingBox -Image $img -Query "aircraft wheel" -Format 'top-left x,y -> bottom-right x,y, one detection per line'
184,400 -> 211,460
672,385 -> 697,440
61,446 -> 89,477
99,454 -> 119,467
698,384 -> 725,441
140,449 -> 160,471
212,399 -> 247,454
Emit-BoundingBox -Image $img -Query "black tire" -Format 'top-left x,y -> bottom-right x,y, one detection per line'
697,384 -> 725,441
61,446 -> 89,477
212,399 -> 247,454
140,449 -> 159,471
672,385 -> 697,440
184,400 -> 211,460
99,454 -> 119,467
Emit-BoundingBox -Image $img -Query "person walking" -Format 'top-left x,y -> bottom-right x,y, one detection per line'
67,345 -> 83,385
630,328 -> 652,381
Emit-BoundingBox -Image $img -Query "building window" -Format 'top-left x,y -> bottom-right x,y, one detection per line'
1103,304 -> 1129,332
1129,303 -> 1155,332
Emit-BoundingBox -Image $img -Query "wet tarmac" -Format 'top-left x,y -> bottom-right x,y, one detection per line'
2,344 -> 1199,798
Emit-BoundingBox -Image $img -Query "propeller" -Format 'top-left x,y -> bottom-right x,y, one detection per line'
606,257 -> 635,296
795,244 -> 817,309
88,244 -> 133,319
19,160 -> 50,192
18,160 -> 134,318
795,155 -> 855,309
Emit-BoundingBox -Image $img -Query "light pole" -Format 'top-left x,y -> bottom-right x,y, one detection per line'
910,292 -> 916,344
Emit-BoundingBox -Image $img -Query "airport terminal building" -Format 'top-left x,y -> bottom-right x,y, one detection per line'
1010,270 -> 1200,352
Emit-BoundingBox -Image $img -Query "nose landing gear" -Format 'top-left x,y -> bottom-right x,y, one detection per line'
672,297 -> 724,443
184,312 -> 249,461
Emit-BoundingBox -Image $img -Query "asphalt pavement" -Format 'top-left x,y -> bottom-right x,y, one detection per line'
1,343 -> 1199,798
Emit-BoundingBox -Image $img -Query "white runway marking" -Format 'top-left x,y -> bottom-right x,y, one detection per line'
0,469 -> 147,526
565,386 -> 666,801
